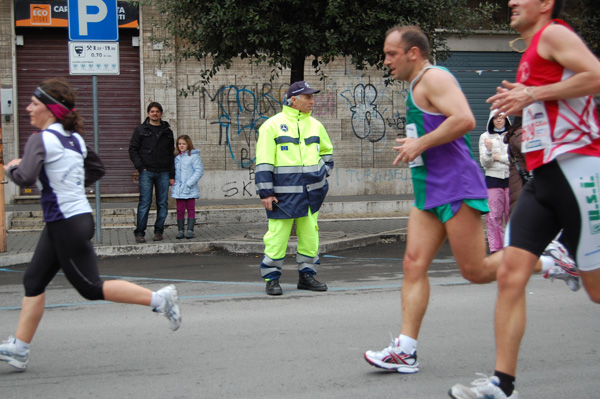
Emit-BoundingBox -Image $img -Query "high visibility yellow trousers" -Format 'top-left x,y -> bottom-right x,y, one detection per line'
260,209 -> 320,280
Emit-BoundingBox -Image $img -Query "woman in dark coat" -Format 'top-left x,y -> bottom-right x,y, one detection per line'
504,117 -> 529,213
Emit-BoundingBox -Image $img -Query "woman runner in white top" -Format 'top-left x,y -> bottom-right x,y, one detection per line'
0,78 -> 182,372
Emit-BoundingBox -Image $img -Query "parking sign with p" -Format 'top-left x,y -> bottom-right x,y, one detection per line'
68,0 -> 118,42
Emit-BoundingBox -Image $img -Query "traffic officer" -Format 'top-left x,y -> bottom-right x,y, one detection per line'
255,81 -> 334,296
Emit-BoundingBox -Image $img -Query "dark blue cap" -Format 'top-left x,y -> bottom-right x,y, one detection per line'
286,81 -> 320,98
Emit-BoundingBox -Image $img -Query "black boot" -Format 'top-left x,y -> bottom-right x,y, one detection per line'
186,218 -> 195,239
266,279 -> 282,296
297,272 -> 328,291
176,219 -> 185,239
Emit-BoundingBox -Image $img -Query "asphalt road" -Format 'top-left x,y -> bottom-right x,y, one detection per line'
0,241 -> 598,398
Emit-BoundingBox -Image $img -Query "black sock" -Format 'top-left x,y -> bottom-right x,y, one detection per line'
494,370 -> 515,397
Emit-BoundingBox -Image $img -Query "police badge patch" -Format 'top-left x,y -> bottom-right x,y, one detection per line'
280,124 -> 289,132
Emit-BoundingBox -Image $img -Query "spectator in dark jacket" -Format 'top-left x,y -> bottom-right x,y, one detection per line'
129,102 -> 175,243
504,116 -> 529,213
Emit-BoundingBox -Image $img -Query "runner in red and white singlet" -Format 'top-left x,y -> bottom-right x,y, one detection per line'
450,1 -> 600,398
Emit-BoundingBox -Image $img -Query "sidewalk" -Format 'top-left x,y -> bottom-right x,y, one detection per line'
0,195 -> 413,267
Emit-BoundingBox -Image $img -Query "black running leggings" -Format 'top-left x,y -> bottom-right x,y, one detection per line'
23,213 -> 105,300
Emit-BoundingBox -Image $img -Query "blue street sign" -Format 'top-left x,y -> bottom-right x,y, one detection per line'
68,0 -> 118,41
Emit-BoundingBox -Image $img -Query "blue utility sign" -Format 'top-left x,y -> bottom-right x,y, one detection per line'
68,0 -> 118,41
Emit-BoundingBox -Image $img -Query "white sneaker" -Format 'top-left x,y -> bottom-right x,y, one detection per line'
364,337 -> 419,373
542,240 -> 580,292
449,375 -> 518,399
153,285 -> 182,331
0,336 -> 29,371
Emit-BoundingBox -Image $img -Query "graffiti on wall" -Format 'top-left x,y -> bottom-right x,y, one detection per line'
221,168 -> 256,198
312,91 -> 337,118
385,112 -> 406,136
340,83 -> 387,142
215,85 -> 280,168
198,83 -> 284,120
191,81 -> 414,198
200,84 -> 283,168
198,82 -> 408,168
192,82 -> 407,202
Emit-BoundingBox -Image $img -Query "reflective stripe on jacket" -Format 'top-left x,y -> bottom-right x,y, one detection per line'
255,105 -> 334,219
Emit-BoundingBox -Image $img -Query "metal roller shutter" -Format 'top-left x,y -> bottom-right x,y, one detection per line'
15,28 -> 141,196
440,51 -> 522,164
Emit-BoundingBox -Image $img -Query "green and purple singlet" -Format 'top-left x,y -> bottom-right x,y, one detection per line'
405,66 -> 488,220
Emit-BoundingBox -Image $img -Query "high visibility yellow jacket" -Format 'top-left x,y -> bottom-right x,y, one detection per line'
255,105 -> 334,219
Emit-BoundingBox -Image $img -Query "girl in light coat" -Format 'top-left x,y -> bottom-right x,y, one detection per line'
172,135 -> 204,238
479,111 -> 510,253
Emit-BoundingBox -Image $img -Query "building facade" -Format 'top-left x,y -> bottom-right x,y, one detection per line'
0,1 -> 519,203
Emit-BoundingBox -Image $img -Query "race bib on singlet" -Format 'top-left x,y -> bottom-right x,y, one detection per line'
406,123 -> 424,167
522,102 -> 552,153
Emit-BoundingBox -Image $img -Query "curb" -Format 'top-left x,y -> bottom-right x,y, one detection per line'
0,231 -> 407,267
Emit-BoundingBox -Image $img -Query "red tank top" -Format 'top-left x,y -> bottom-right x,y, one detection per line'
517,20 -> 600,170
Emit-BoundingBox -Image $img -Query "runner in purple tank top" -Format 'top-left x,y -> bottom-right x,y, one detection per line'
363,25 -> 563,377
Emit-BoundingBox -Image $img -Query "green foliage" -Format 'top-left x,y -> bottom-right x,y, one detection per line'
146,0 -> 498,94
563,0 -> 600,56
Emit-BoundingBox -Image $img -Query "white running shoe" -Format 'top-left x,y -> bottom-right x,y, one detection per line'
364,337 -> 419,374
449,375 -> 518,399
0,336 -> 29,371
542,240 -> 580,292
153,285 -> 182,331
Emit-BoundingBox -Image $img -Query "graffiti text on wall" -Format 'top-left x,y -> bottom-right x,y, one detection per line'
221,168 -> 255,198
201,84 -> 282,168
312,92 -> 337,118
196,82 -> 409,171
340,84 -> 386,142
386,112 -> 406,136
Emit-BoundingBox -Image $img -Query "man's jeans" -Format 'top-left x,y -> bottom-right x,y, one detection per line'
134,170 -> 170,236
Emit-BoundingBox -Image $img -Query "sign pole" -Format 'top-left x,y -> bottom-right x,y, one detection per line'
68,0 -> 120,244
0,127 -> 7,253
